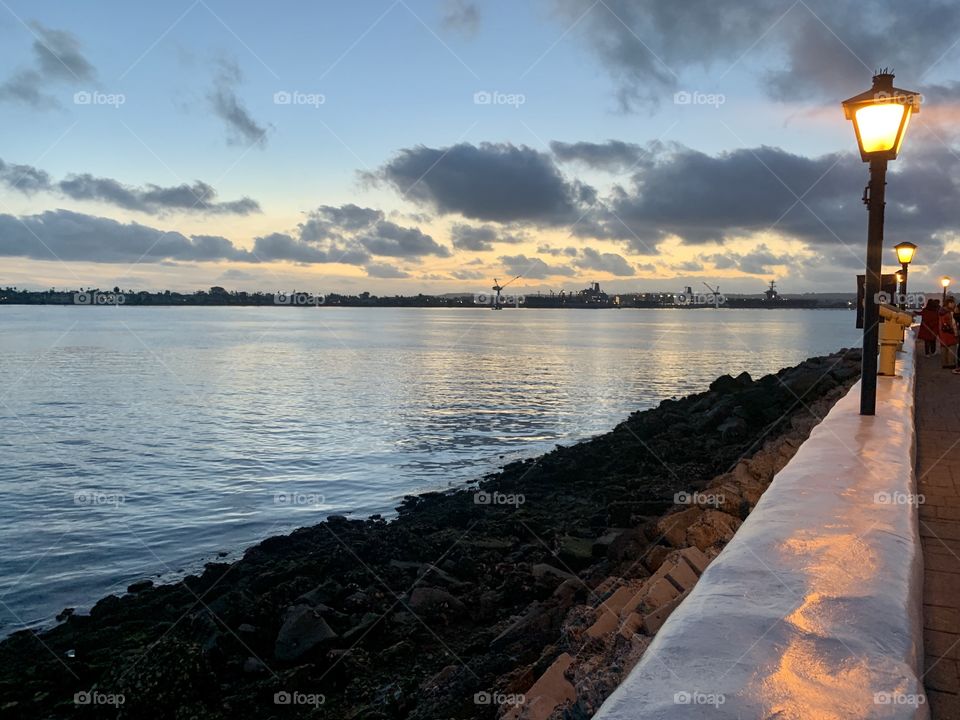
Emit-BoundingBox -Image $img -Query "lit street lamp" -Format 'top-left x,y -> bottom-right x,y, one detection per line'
894,241 -> 917,309
843,70 -> 921,415
943,276 -> 952,302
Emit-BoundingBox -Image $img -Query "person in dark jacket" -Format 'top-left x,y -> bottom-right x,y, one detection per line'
919,298 -> 941,356
940,297 -> 958,368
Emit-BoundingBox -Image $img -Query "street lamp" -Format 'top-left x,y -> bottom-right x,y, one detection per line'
893,241 -> 917,309
942,276 -> 951,302
843,70 -> 921,416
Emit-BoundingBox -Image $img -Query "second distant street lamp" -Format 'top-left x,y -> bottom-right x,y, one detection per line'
943,276 -> 952,302
842,71 -> 921,416
894,241 -> 917,309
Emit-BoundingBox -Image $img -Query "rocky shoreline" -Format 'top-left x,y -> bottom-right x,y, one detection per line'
0,348 -> 862,720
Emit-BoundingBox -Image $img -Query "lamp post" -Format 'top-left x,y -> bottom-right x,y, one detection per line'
894,241 -> 917,309
943,276 -> 951,302
843,70 -> 920,416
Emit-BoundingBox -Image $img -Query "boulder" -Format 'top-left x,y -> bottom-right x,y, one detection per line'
709,374 -> 743,393
126,579 -> 153,594
274,605 -> 337,662
717,416 -> 748,441
641,544 -> 671,573
532,563 -> 575,582
685,510 -> 742,552
656,507 -> 703,547
557,535 -> 594,568
408,587 -> 466,620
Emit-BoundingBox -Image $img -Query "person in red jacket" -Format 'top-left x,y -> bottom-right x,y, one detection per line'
918,298 -> 941,356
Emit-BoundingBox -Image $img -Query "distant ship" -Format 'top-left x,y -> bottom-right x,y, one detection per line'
519,280 -> 827,310
523,282 -> 616,308
625,280 -> 820,309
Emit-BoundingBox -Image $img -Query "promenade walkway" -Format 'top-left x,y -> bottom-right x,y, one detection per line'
917,351 -> 960,718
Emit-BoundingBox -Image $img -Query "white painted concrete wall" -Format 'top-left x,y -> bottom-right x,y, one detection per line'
594,344 -> 926,719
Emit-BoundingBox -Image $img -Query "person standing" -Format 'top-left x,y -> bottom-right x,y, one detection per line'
940,297 -> 958,368
919,298 -> 941,357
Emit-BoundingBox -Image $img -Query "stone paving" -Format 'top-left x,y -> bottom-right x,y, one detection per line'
916,350 -> 960,718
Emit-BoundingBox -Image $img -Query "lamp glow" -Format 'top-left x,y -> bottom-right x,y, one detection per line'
854,104 -> 908,154
894,241 -> 917,265
942,276 -> 951,289
842,73 -> 920,162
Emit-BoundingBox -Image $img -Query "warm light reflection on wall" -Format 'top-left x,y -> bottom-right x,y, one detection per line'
759,532 -> 881,719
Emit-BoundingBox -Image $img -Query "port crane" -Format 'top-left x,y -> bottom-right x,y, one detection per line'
702,281 -> 722,309
491,275 -> 521,310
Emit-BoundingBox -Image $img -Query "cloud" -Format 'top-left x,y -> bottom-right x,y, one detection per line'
0,209 -> 374,267
575,142 -> 852,249
0,158 -> 53,193
365,262 -> 411,278
575,140 -> 958,261
57,175 -> 261,215
574,247 -> 635,276
209,59 -> 269,147
359,220 -> 451,258
537,244 -> 578,257
498,254 -> 577,280
549,0 -> 960,110
251,232 -> 369,265
450,223 -> 525,251
707,244 -> 795,275
0,157 -> 261,215
550,140 -> 646,171
0,209 -> 254,263
441,0 -> 480,36
0,22 -> 97,108
451,268 -> 486,280
254,203 -> 445,265
299,204 -> 383,243
374,142 -> 593,224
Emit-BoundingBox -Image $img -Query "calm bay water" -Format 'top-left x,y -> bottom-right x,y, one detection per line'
0,306 -> 859,635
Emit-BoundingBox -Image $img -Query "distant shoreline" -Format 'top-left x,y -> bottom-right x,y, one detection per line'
1,286 -> 856,310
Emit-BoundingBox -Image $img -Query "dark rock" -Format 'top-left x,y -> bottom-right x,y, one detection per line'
127,579 -> 154,594
709,374 -> 743,393
607,528 -> 646,562
557,535 -> 594,568
55,608 -> 74,622
243,656 -> 266,674
532,563 -> 575,581
408,588 -> 466,619
274,605 -> 338,661
343,612 -> 382,642
717,416 -> 748,441
89,594 -> 121,617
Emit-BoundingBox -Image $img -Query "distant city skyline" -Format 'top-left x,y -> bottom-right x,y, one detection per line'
1,1 -> 960,294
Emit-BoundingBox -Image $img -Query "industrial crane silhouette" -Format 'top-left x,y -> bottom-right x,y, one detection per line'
702,281 -> 722,309
491,275 -> 521,310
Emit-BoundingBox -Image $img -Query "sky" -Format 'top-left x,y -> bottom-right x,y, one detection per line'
1,0 -> 959,295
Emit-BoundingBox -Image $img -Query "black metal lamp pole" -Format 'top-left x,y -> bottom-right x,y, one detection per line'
899,263 -> 908,310
860,158 -> 887,416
